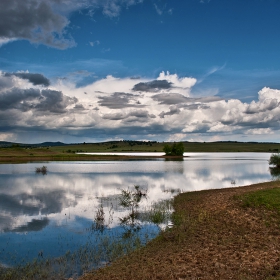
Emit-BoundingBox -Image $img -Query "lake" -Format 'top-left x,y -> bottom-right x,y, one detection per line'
0,153 -> 274,277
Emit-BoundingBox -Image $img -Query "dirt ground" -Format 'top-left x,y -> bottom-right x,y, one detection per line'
80,181 -> 280,280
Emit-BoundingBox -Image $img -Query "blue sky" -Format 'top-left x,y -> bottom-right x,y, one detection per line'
0,0 -> 280,143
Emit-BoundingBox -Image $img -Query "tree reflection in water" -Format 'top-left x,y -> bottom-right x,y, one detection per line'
270,167 -> 280,180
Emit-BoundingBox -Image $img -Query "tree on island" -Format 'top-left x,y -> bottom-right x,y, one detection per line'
163,142 -> 184,156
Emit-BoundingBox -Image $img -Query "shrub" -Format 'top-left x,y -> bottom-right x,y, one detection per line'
163,142 -> 184,156
269,153 -> 280,168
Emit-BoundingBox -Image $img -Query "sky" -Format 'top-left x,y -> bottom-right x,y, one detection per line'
1,0 -> 280,143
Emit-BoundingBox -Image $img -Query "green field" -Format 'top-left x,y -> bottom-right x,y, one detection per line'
45,140 -> 280,153
0,141 -> 280,163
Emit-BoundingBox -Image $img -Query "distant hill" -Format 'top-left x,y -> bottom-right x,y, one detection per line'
38,142 -> 67,147
0,141 -> 67,147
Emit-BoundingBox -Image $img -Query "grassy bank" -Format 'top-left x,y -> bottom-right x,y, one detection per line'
81,181 -> 280,280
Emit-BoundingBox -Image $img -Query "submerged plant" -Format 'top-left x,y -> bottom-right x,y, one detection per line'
35,166 -> 47,175
92,204 -> 106,232
119,185 -> 147,233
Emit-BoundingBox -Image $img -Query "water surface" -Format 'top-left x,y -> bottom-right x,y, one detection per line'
0,153 -> 273,268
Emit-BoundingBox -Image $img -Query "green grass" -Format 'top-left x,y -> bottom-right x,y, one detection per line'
238,187 -> 280,212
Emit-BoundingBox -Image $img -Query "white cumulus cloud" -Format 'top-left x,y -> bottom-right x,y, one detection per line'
1,69 -> 280,142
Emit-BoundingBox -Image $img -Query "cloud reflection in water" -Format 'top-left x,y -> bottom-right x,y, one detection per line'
0,153 -> 272,264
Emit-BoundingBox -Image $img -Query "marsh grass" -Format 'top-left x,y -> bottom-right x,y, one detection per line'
147,199 -> 173,225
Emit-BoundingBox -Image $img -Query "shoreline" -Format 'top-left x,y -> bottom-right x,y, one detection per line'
0,155 -> 188,163
80,180 -> 280,280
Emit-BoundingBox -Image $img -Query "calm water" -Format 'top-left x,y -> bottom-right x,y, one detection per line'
0,153 -> 273,268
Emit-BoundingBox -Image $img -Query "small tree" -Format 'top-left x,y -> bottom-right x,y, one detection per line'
269,153 -> 280,168
163,142 -> 184,156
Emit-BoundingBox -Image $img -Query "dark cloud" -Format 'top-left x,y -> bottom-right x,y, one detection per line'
103,110 -> 156,121
98,92 -> 144,109
124,110 -> 156,123
0,0 -> 75,49
0,88 -> 40,111
0,88 -> 77,113
245,99 -> 279,114
0,110 -> 23,128
187,122 -> 211,133
73,103 -> 85,110
2,122 -> 185,142
180,104 -> 210,110
103,112 -> 125,120
132,80 -> 172,92
92,123 -> 170,137
152,93 -> 189,104
159,106 -> 180,118
4,72 -> 50,86
0,75 -> 14,90
221,113 -> 280,128
0,0 -> 144,48
197,96 -> 222,103
152,93 -> 222,105
35,89 -> 78,113
129,109 -> 156,119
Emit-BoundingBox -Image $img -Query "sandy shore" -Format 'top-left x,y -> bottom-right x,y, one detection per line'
80,181 -> 280,280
